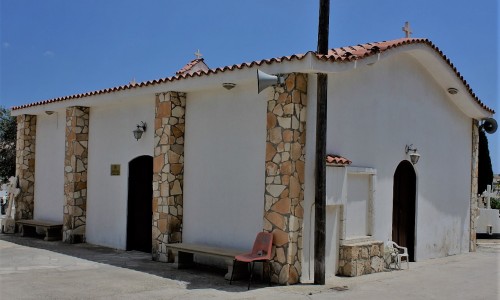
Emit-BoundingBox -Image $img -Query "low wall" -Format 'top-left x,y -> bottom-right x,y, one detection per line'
337,240 -> 384,277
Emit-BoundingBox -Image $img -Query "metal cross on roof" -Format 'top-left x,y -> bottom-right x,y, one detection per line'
194,49 -> 203,59
402,21 -> 412,38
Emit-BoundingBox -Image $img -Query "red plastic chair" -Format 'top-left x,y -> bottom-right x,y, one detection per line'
229,232 -> 273,290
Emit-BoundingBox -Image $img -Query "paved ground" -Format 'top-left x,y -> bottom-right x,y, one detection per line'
0,234 -> 498,300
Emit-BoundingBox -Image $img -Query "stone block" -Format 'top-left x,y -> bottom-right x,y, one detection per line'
271,197 -> 291,214
273,229 -> 289,247
361,247 -> 369,259
266,211 -> 285,229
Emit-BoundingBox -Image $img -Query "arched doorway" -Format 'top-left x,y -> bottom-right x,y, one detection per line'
392,160 -> 416,261
127,155 -> 153,252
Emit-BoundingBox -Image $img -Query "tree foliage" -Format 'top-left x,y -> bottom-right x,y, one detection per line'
0,107 -> 16,184
478,129 -> 493,194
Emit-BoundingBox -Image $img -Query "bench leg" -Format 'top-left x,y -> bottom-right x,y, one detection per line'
19,225 -> 36,237
172,251 -> 194,269
226,259 -> 235,280
44,227 -> 62,241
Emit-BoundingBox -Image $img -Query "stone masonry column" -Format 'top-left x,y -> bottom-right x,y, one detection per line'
152,92 -> 186,262
63,106 -> 90,243
15,115 -> 37,220
469,119 -> 479,252
263,73 -> 307,284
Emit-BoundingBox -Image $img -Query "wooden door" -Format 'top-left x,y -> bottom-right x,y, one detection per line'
127,156 -> 153,252
392,160 -> 416,261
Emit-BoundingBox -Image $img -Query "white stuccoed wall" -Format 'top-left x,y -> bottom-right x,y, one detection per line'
345,174 -> 370,237
86,98 -> 155,249
34,111 -> 65,222
182,84 -> 267,251
302,54 -> 472,280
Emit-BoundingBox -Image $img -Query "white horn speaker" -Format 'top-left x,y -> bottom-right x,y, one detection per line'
257,70 -> 283,93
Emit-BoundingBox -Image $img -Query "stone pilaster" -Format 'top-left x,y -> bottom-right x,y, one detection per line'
152,92 -> 186,262
263,73 -> 307,285
63,106 -> 89,243
15,115 -> 36,220
470,119 -> 479,252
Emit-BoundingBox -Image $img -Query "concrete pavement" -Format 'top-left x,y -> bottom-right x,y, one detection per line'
0,234 -> 498,299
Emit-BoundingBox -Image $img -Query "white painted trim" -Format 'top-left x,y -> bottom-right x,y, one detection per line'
346,166 -> 377,175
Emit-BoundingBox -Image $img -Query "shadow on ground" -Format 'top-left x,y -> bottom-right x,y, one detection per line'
0,233 -> 274,292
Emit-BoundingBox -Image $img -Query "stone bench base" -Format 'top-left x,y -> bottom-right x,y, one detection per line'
166,243 -> 242,280
16,219 -> 63,241
1,217 -> 16,234
337,239 -> 384,277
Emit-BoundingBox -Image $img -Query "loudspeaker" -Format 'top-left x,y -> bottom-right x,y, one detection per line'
257,70 -> 283,93
481,118 -> 497,134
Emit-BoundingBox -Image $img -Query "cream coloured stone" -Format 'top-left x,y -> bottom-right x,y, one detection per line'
272,104 -> 284,117
361,248 -> 369,258
267,100 -> 277,112
288,265 -> 299,283
283,103 -> 294,115
170,206 -> 178,216
278,264 -> 290,284
276,247 -> 286,264
371,256 -> 384,272
265,195 -> 274,211
269,127 -> 282,144
280,152 -> 289,162
76,159 -> 85,172
266,184 -> 286,197
277,117 -> 291,129
289,215 -> 301,232
272,153 -> 282,164
266,162 -> 279,176
299,106 -> 307,122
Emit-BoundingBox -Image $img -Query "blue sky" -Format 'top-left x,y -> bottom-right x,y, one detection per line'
1,0 -> 498,172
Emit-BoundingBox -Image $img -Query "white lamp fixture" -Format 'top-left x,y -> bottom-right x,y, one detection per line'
447,87 -> 458,95
405,144 -> 420,165
133,121 -> 147,141
222,83 -> 236,90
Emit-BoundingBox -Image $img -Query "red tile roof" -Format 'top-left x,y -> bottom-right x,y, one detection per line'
326,154 -> 352,166
175,58 -> 209,76
11,38 -> 494,114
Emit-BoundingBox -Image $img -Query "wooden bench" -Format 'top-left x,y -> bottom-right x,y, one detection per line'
16,219 -> 63,241
166,243 -> 242,280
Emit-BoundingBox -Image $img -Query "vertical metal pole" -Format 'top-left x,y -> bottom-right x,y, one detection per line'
314,0 -> 329,285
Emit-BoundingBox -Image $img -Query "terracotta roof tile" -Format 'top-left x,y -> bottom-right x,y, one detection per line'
326,154 -> 352,166
11,38 -> 494,114
176,58 -> 209,75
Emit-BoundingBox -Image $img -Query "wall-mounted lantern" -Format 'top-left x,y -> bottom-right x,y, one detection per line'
133,121 -> 147,141
222,83 -> 236,90
405,144 -> 420,165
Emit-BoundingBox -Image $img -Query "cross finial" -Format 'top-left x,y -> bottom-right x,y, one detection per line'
402,21 -> 412,38
194,49 -> 203,59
